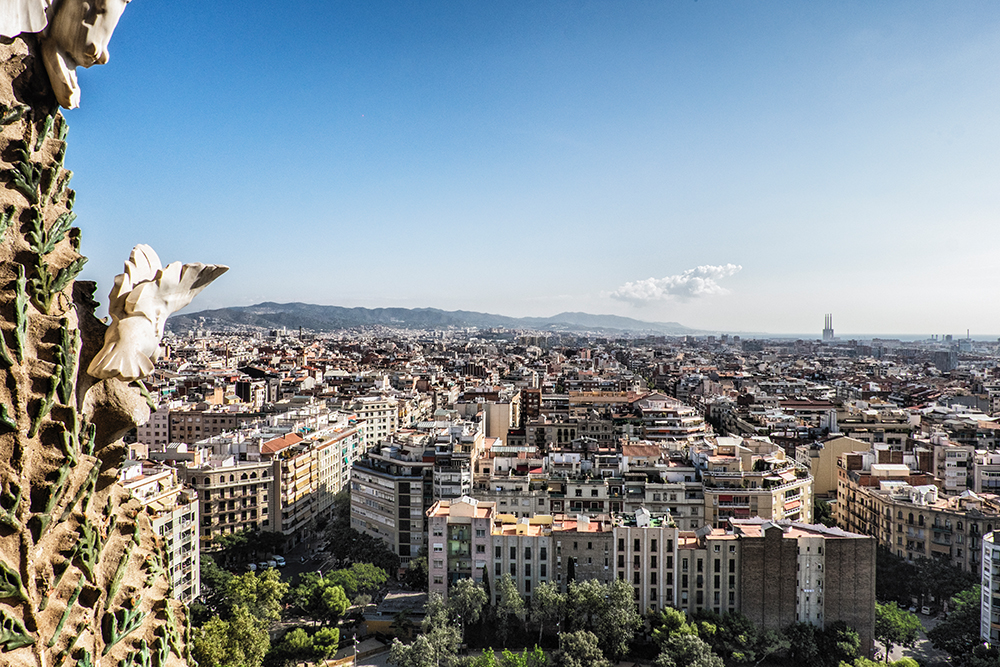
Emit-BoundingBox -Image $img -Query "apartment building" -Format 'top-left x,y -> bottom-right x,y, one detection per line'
261,423 -> 363,547
350,441 -> 433,563
136,401 -> 178,448
636,394 -> 710,443
836,453 -> 1000,573
121,462 -> 200,604
178,458 -> 273,546
427,505 -> 875,655
427,497 -> 495,598
168,403 -> 244,444
795,435 -> 869,498
728,519 -> 875,656
982,531 -> 1000,644
697,438 -> 814,527
614,508 -> 677,612
338,395 -> 399,445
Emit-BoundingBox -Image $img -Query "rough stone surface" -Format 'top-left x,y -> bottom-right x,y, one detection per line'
0,34 -> 189,667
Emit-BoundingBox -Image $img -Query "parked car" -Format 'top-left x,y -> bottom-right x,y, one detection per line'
246,563 -> 257,572
921,606 -> 931,615
258,561 -> 270,570
268,560 -> 278,569
273,555 -> 286,567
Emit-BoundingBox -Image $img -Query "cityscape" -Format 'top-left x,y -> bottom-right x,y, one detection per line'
1,1 -> 998,666
112,311 -> 997,666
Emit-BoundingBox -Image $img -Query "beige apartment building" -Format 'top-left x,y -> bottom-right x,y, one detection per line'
121,462 -> 201,604
836,453 -> 1000,573
697,438 -> 813,527
179,458 -> 273,545
796,435 -> 869,498
261,424 -> 363,547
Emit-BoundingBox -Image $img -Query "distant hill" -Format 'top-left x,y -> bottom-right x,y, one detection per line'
167,302 -> 700,335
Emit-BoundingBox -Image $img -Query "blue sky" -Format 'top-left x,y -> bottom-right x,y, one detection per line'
65,1 -> 1000,334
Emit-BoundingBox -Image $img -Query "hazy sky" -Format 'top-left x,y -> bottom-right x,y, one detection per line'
65,1 -> 1000,335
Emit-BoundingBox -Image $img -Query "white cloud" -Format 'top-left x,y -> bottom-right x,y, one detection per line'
610,264 -> 743,305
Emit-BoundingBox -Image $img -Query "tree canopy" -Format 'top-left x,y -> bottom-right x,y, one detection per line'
874,602 -> 922,659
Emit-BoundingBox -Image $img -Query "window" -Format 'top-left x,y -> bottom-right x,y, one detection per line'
634,572 -> 640,584
510,546 -> 516,559
525,547 -> 532,560
476,545 -> 485,554
540,564 -> 547,577
510,564 -> 516,576
495,562 -> 501,576
495,546 -> 502,559
591,489 -> 599,497
618,555 -> 625,568
729,560 -> 735,573
476,529 -> 486,538
573,542 -> 578,550
525,564 -> 531,577
433,560 -> 443,569
651,572 -> 657,585
714,559 -> 721,573
651,555 -> 657,568
697,559 -> 704,573
587,542 -> 592,550
540,547 -> 547,560
634,538 -> 641,551
682,558 -> 689,572
618,538 -> 625,551
575,489 -> 582,497
651,539 -> 657,551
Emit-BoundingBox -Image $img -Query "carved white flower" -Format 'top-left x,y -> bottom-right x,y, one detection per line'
88,244 -> 228,382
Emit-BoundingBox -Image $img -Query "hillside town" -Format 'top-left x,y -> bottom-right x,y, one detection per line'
113,319 -> 1000,665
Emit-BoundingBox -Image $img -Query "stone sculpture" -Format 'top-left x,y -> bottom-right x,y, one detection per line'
88,245 -> 228,382
0,0 -> 131,109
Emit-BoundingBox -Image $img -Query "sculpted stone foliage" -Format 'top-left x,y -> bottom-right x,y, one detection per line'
0,33 -> 199,666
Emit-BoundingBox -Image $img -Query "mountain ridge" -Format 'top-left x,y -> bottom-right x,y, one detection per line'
167,302 -> 701,335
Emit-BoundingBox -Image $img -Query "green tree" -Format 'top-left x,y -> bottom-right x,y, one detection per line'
874,602 -> 921,662
914,556 -> 978,609
422,592 -> 451,633
817,621 -> 860,666
529,581 -> 566,645
326,562 -> 388,602
554,630 -> 610,667
226,567 -> 289,624
927,586 -> 983,666
565,579 -> 604,632
656,634 -> 724,667
783,622 -> 820,665
814,499 -> 837,527
495,573 -> 526,647
597,578 -> 642,661
290,571 -> 349,625
405,556 -> 429,590
499,646 -> 548,667
875,548 -> 916,605
389,634 -> 438,667
313,627 -> 341,659
651,607 -> 699,646
448,578 -> 488,642
193,605 -> 271,667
